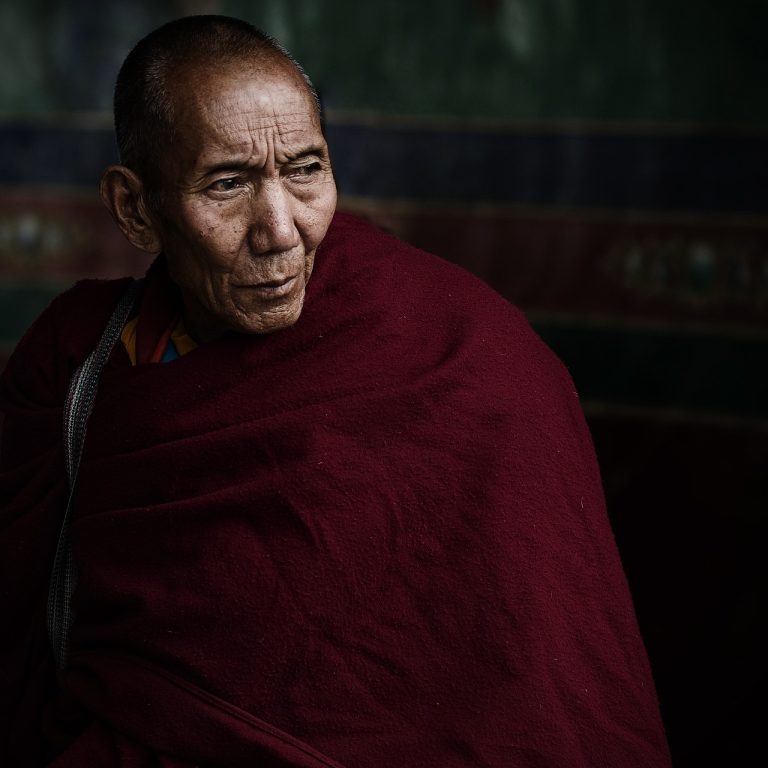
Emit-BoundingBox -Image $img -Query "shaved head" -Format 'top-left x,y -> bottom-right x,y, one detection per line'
113,15 -> 320,205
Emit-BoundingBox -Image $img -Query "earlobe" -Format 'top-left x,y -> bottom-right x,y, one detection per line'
100,165 -> 162,254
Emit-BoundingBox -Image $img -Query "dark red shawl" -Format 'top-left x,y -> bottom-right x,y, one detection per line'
0,213 -> 671,767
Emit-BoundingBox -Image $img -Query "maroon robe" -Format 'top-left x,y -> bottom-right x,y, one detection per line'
1,213 -> 671,767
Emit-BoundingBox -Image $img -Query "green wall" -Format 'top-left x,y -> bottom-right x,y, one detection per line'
2,0 -> 766,124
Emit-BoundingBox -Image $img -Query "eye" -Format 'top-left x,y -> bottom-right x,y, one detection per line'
209,177 -> 243,193
288,162 -> 322,180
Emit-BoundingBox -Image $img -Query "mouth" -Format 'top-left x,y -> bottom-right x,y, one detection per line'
239,275 -> 299,299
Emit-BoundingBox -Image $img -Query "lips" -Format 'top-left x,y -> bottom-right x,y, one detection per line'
240,274 -> 298,299
258,276 -> 293,288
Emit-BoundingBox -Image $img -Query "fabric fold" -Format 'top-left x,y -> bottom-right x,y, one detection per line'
1,213 -> 672,767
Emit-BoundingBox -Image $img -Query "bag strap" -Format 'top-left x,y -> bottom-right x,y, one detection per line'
47,279 -> 141,670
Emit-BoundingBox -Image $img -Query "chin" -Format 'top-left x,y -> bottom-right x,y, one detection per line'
238,303 -> 305,335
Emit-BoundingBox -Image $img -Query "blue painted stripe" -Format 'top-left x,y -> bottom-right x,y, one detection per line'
326,123 -> 768,213
1,122 -> 767,213
0,125 -> 119,188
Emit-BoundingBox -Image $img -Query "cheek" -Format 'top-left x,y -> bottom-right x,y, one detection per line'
164,228 -> 239,297
192,206 -> 232,241
303,187 -> 337,244
184,209 -> 247,266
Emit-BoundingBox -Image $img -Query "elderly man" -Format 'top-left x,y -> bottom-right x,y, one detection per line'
0,15 -> 671,768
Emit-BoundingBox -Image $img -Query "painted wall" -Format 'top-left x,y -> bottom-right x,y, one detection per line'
1,2 -> 766,765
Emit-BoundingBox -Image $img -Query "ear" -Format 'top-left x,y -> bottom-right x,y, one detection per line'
100,165 -> 163,254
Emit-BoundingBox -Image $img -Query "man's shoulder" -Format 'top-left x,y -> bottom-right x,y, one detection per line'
319,214 -> 575,420
323,212 -> 554,354
320,213 -> 589,463
323,212 -> 517,313
1,276 -> 134,407
26,275 -> 134,355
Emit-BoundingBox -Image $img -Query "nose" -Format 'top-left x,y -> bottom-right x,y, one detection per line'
247,180 -> 300,256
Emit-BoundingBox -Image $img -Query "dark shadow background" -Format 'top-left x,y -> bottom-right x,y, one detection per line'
1,1 -> 766,765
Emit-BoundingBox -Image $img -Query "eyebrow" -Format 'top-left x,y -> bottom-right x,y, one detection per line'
201,146 -> 328,177
200,159 -> 251,177
282,145 -> 328,162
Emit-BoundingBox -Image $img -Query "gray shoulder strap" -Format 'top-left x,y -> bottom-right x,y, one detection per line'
47,279 -> 141,670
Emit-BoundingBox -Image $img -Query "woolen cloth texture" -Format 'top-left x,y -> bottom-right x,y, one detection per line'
0,213 -> 672,766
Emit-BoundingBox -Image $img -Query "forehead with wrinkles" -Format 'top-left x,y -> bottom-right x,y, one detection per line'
163,58 -> 323,175
173,56 -> 318,125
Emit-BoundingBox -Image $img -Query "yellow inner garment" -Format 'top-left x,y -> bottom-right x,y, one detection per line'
121,316 -> 198,365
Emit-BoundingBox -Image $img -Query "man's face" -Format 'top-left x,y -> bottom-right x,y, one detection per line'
152,60 -> 337,341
